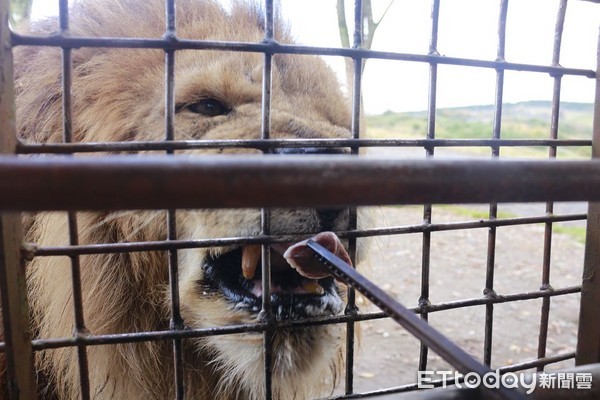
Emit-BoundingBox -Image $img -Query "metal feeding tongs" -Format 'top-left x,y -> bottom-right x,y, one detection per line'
306,239 -> 527,400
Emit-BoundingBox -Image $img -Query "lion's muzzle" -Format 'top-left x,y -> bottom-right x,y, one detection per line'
202,232 -> 351,321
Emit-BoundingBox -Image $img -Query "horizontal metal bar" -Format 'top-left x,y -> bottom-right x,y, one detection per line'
357,213 -> 587,238
498,352 -> 576,374
10,32 -> 596,79
27,234 -> 295,257
0,284 -> 578,353
390,284 -> 580,322
26,213 -> 586,258
321,380 -> 454,400
2,156 -> 600,211
29,322 -> 267,351
420,285 -> 581,313
16,138 -> 592,154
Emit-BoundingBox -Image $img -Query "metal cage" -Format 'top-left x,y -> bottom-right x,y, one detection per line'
0,0 -> 599,399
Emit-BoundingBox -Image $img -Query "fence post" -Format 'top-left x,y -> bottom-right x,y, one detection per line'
576,29 -> 600,366
0,2 -> 37,398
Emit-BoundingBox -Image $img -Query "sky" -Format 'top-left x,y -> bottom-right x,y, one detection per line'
30,0 -> 599,114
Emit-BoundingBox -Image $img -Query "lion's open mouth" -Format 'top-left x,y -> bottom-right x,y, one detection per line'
202,236 -> 346,320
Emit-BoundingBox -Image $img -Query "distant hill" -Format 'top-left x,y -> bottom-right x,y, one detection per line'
366,101 -> 594,157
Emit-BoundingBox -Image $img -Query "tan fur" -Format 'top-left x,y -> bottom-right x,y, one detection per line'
9,0 -> 358,399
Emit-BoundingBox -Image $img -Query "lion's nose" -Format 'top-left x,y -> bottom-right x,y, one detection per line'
274,146 -> 348,231
316,208 -> 345,231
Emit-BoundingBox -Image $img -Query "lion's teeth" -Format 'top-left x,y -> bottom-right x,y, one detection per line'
242,245 -> 261,279
302,280 -> 324,295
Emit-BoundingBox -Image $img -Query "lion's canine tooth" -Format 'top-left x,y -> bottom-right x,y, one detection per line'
302,281 -> 324,295
242,245 -> 261,279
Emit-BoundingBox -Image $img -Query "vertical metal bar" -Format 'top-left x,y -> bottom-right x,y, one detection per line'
0,1 -> 36,397
59,1 -> 91,398
418,0 -> 440,373
537,0 -> 567,372
164,1 -> 185,399
576,22 -> 600,366
0,217 -> 35,400
260,1 -> 274,399
483,0 -> 509,367
260,212 -> 273,400
343,0 -> 363,395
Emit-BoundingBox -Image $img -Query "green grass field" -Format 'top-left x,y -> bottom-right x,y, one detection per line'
366,101 -> 594,158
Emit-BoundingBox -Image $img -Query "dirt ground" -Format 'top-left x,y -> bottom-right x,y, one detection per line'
333,204 -> 585,395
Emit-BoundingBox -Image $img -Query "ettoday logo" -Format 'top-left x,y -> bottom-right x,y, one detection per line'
417,370 -> 593,394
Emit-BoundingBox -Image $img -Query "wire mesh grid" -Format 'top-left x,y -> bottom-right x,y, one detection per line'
0,0 -> 599,399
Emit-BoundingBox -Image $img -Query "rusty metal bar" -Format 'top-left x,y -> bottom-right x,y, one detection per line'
483,0 -> 510,368
0,216 -> 36,400
25,212 -> 587,258
8,32 -> 597,79
0,1 -> 36,399
4,156 -> 600,210
499,352 -> 577,375
537,0 -> 568,373
260,1 -> 275,399
59,0 -> 91,397
419,0 -> 440,372
163,0 -> 185,398
576,26 -> 600,365
307,240 -> 527,400
343,0 -> 364,394
16,138 -> 592,154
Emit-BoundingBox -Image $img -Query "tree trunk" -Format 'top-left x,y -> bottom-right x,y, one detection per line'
336,0 -> 396,96
9,0 -> 33,25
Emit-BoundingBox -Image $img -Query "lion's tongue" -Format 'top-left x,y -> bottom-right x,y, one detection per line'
240,232 -> 350,289
283,232 -> 352,279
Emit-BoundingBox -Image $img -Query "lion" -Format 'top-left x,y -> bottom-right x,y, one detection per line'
4,0 -> 362,399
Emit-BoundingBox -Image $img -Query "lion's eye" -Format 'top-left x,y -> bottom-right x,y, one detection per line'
186,98 -> 229,117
